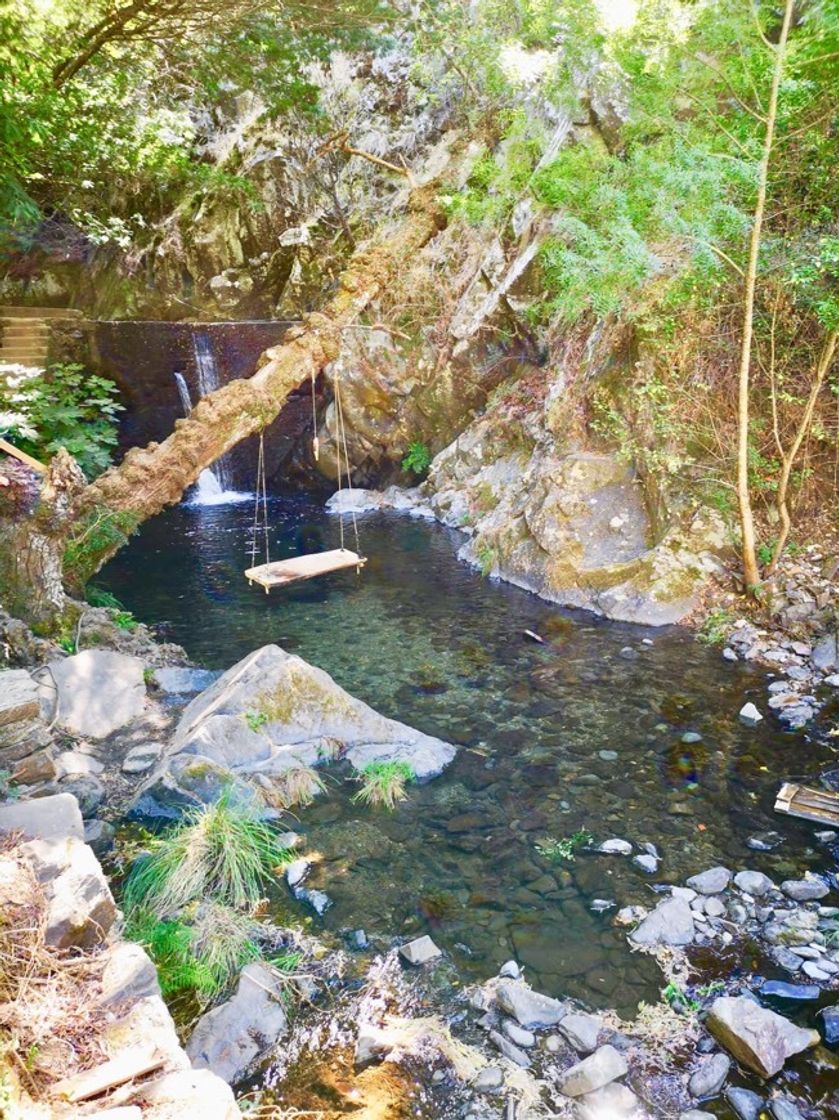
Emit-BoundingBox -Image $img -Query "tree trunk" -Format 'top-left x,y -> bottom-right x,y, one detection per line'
735,0 -> 794,592
62,186 -> 445,589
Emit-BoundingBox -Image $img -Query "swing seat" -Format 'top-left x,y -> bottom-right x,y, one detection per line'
245,548 -> 366,591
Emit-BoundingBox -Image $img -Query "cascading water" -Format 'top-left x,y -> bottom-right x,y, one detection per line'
191,330 -> 232,491
173,368 -> 247,505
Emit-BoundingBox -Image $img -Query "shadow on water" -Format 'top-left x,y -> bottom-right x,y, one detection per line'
102,498 -> 835,1029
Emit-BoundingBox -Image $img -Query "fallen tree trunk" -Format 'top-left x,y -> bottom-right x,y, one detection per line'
60,186 -> 445,591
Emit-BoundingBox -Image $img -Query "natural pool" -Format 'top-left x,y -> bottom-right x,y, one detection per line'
101,496 -> 834,1024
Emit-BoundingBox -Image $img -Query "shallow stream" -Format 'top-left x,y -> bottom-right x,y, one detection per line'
101,498 -> 835,1007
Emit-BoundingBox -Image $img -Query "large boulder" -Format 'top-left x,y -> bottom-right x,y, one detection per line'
135,1068 -> 240,1120
21,834 -> 116,949
43,650 -> 146,739
706,996 -> 819,1077
187,962 -> 288,1084
138,646 -> 455,814
0,791 -> 83,841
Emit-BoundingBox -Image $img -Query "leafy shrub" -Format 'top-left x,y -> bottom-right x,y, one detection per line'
4,362 -> 124,480
351,761 -> 415,810
401,440 -> 432,476
245,710 -> 269,732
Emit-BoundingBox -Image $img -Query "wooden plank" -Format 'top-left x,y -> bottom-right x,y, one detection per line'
245,548 -> 366,590
52,1047 -> 164,1102
775,782 -> 839,826
0,437 -> 47,473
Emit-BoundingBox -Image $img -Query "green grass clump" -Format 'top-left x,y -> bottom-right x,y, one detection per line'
696,607 -> 734,646
123,789 -> 292,918
351,761 -> 415,810
535,829 -> 593,864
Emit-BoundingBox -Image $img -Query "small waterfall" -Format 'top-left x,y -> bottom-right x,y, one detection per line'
191,330 -> 231,491
173,369 -> 248,506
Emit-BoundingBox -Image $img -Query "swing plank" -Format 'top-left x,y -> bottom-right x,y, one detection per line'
245,548 -> 366,590
775,781 -> 839,827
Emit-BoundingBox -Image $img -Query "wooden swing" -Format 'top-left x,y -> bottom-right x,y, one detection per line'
244,366 -> 366,592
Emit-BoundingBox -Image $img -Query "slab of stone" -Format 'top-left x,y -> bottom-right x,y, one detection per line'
0,669 -> 39,726
187,962 -> 288,1084
559,1012 -> 603,1054
122,743 -> 163,774
557,1044 -> 628,1097
706,995 -> 819,1077
597,838 -> 632,855
575,1082 -> 639,1119
687,867 -> 731,895
22,834 -> 116,949
734,870 -> 775,897
495,979 -> 567,1029
48,650 -> 146,739
489,1029 -> 530,1068
760,980 -> 820,1003
56,750 -> 104,778
12,747 -> 56,784
151,667 -> 220,694
0,791 -> 83,841
629,897 -> 695,947
399,935 -> 442,965
100,942 -> 160,1008
725,1087 -> 764,1120
688,1052 -> 730,1099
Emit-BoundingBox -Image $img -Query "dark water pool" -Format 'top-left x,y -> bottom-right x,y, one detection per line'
102,498 -> 834,1022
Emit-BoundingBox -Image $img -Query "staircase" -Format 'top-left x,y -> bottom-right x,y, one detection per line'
0,306 -> 82,367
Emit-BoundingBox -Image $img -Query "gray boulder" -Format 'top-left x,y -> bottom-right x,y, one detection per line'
22,834 -> 116,949
187,962 -> 288,1084
495,980 -> 567,1028
813,634 -> 837,671
141,646 -> 456,813
688,1052 -> 730,1099
44,650 -> 146,739
687,867 -> 731,895
734,870 -> 775,897
781,875 -> 829,901
556,1044 -> 628,1097
559,1012 -> 603,1054
575,1082 -> 639,1119
122,742 -> 163,774
100,942 -> 161,1008
706,995 -> 819,1077
139,1068 -> 240,1120
725,1087 -> 764,1120
769,1099 -> 804,1120
0,669 -> 39,727
0,791 -> 83,841
629,897 -> 695,947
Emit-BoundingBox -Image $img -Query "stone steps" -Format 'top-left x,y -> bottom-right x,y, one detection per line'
0,307 -> 70,366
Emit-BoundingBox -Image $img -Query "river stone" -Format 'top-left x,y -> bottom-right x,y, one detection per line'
688,1052 -> 730,1099
138,1068 -> 239,1120
725,1087 -> 764,1120
747,831 -> 783,851
706,995 -> 819,1077
556,1044 -> 628,1097
100,942 -> 160,1008
46,650 -> 146,739
819,1006 -> 839,1045
399,935 -> 442,965
734,870 -> 775,897
473,1066 -> 504,1092
122,743 -> 163,773
597,838 -> 632,855
559,1012 -> 602,1054
495,980 -> 567,1028
760,980 -> 820,1003
739,703 -> 763,727
498,960 -> 521,979
59,774 -> 105,817
187,962 -> 288,1084
151,667 -> 220,694
781,875 -> 829,901
769,1100 -> 804,1120
629,897 -> 695,947
633,854 -> 658,873
574,1082 -> 639,1119
489,1029 -> 530,1068
813,634 -> 838,671
166,644 -> 456,782
502,1020 -> 535,1048
83,818 -> 115,856
687,866 -> 731,895
0,791 -> 83,841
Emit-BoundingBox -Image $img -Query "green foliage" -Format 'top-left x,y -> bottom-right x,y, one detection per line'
245,710 -> 269,732
535,829 -> 593,863
123,789 -> 292,917
401,440 -> 432,477
85,585 -> 123,610
696,607 -> 734,646
0,770 -> 20,802
351,761 -> 415,810
476,542 -> 497,577
1,363 -> 124,481
63,507 -> 141,588
662,980 -> 699,1014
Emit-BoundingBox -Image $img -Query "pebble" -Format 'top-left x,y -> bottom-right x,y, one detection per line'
633,854 -> 659,874
473,1067 -> 504,1092
704,897 -> 726,919
687,867 -> 732,895
597,838 -> 632,855
688,1052 -> 730,1099
770,1099 -> 805,1120
802,961 -> 830,982
598,750 -> 618,762
681,732 -> 703,743
734,870 -> 775,897
739,702 -> 763,727
489,1030 -> 530,1068
618,647 -> 639,660
498,960 -> 521,979
502,1020 -> 535,1048
590,898 -> 616,912
747,831 -> 784,851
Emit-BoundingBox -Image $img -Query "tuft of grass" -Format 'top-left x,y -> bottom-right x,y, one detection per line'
245,710 -> 269,732
123,789 -> 292,918
85,585 -> 123,610
351,761 -> 415,810
696,607 -> 734,645
535,829 -> 593,864
272,765 -> 327,810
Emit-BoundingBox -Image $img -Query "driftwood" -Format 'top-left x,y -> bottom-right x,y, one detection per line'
775,781 -> 839,827
51,1046 -> 164,1102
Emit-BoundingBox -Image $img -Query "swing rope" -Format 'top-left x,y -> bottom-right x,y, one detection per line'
332,366 -> 361,559
250,431 -> 270,569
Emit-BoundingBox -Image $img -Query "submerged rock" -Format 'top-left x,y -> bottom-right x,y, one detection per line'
399,935 -> 442,965
629,897 -> 695,947
706,995 -> 819,1077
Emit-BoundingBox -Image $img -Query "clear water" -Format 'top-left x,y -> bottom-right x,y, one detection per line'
101,498 -> 834,1021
